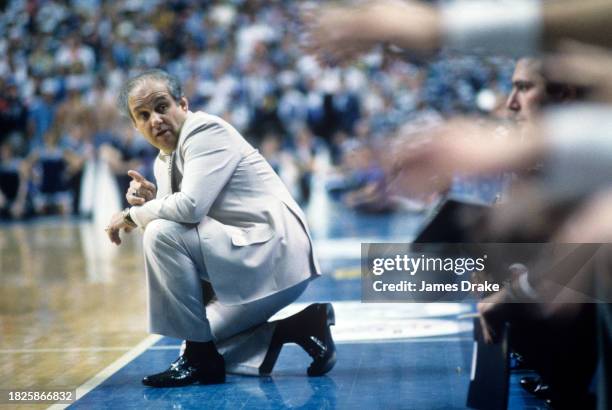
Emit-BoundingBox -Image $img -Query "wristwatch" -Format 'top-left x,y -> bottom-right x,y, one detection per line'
122,207 -> 137,228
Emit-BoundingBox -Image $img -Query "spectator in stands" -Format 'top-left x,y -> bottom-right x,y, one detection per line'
27,79 -> 57,150
99,120 -> 157,208
0,140 -> 30,220
28,125 -> 72,215
0,78 -> 28,153
62,114 -> 94,215
327,139 -> 392,213
0,1 -> 514,218
293,126 -> 320,204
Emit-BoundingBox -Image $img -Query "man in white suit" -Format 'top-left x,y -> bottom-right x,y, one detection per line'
105,69 -> 336,387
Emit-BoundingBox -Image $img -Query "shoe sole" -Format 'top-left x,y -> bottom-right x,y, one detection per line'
307,350 -> 336,377
142,372 -> 225,388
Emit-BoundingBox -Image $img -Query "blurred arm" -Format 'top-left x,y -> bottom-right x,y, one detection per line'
306,0 -> 612,63
543,0 -> 612,50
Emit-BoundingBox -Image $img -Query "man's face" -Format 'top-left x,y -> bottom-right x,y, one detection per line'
128,79 -> 189,153
505,59 -> 546,124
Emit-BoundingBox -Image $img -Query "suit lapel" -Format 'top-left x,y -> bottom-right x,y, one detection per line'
171,123 -> 212,193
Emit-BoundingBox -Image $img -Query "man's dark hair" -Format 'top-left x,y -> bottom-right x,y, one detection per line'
118,69 -> 183,119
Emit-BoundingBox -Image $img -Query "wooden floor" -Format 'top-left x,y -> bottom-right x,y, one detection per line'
0,219 -> 149,409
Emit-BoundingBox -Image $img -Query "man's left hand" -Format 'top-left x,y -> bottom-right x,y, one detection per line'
106,211 -> 133,245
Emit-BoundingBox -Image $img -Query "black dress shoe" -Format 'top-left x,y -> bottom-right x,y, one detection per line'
520,376 -> 554,401
519,376 -> 542,395
142,354 -> 225,388
261,302 -> 337,376
303,303 -> 337,377
531,381 -> 552,400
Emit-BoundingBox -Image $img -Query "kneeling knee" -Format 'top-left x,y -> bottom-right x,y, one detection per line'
143,219 -> 184,250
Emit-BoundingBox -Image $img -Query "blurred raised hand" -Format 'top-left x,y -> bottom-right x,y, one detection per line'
555,189 -> 612,243
302,0 -> 440,65
384,119 -> 544,196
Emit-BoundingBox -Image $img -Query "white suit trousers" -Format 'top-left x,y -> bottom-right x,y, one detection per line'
142,219 -> 309,374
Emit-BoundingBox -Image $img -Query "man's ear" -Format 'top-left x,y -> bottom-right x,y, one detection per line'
179,97 -> 189,112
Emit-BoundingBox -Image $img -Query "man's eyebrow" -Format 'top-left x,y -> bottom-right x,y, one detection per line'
132,95 -> 169,113
512,80 -> 533,86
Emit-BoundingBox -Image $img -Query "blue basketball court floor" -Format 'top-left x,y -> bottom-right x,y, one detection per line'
1,193 -> 545,409
61,204 -> 543,409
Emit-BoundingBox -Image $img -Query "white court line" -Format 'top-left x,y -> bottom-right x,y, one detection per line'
0,347 -> 133,354
313,237 -> 413,259
145,336 -> 472,349
336,336 -> 473,344
46,334 -> 162,410
2,335 -> 474,356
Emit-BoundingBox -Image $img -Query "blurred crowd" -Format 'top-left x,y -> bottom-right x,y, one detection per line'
0,0 -> 513,221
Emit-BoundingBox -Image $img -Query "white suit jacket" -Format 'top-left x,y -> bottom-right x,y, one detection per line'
131,111 -> 320,305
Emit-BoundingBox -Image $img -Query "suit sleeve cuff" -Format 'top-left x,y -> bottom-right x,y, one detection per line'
129,205 -> 156,229
441,0 -> 542,56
